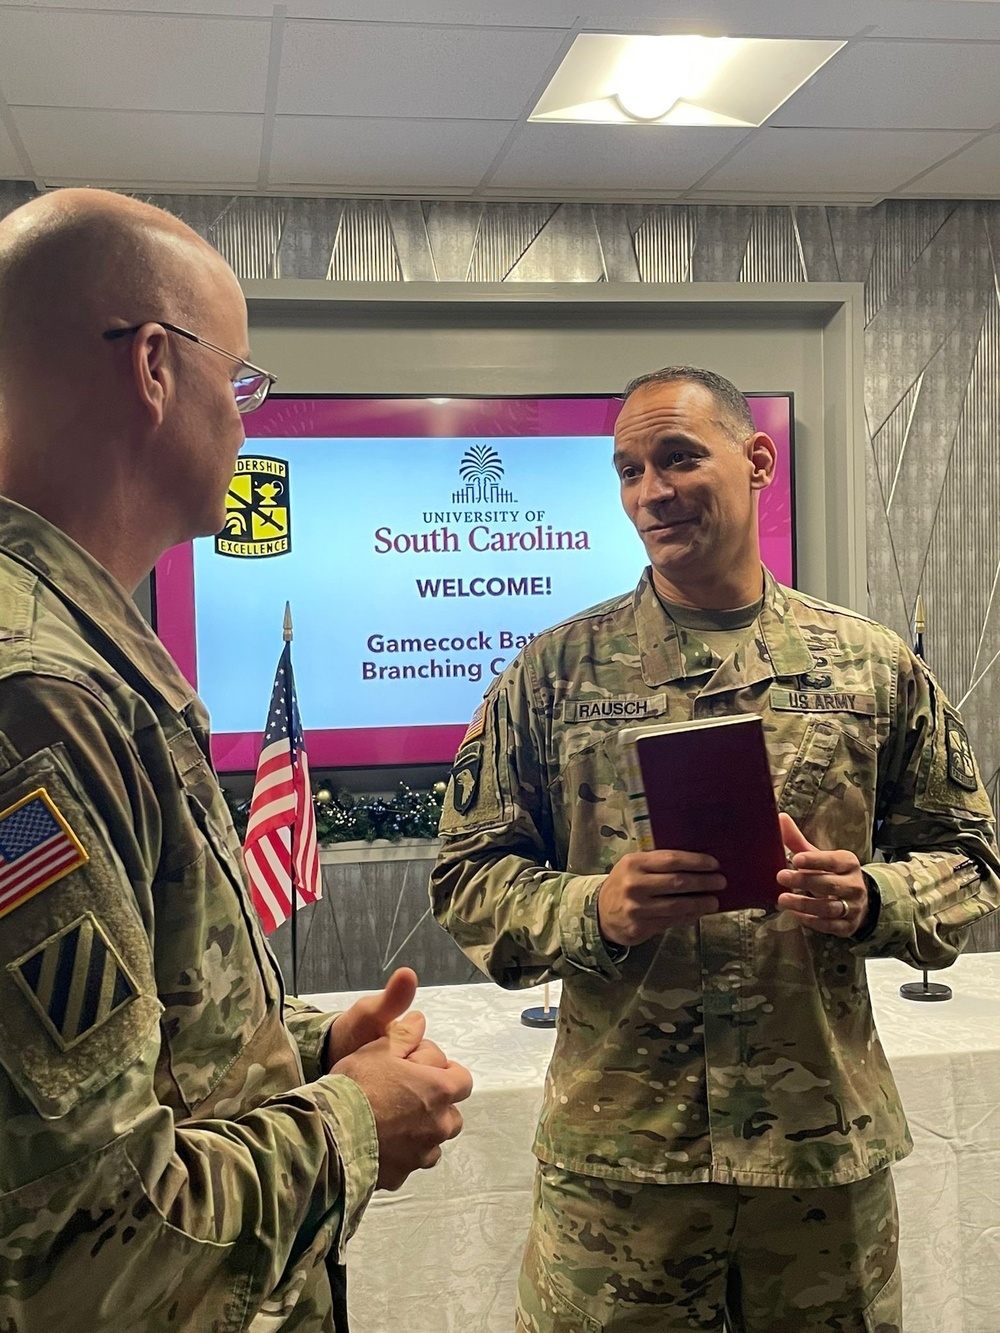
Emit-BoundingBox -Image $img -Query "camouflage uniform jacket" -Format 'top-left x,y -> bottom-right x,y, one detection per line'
0,498 -> 377,1331
432,569 -> 1000,1188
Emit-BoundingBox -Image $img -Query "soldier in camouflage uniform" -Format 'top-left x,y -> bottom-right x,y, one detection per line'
432,366 -> 1000,1332
0,189 -> 471,1331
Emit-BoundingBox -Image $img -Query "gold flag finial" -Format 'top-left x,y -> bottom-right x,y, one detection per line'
283,602 -> 293,643
915,593 -> 925,636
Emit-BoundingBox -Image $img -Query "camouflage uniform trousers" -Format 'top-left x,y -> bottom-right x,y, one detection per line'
516,1164 -> 901,1333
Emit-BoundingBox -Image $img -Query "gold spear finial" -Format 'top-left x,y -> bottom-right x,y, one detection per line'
283,602 -> 293,643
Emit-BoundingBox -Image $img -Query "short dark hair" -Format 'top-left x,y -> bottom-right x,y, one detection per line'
621,365 -> 754,440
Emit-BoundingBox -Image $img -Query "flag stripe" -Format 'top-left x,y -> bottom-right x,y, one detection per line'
244,846 -> 283,932
0,839 -> 80,906
244,641 -> 322,935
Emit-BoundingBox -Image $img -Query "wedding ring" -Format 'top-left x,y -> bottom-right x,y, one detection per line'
837,897 -> 850,919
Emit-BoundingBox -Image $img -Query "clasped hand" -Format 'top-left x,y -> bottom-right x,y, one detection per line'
324,968 -> 473,1191
597,813 -> 869,946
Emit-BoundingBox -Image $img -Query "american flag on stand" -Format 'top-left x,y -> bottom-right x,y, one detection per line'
243,639 -> 321,935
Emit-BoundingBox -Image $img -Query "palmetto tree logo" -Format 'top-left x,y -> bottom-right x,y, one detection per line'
454,445 -> 515,504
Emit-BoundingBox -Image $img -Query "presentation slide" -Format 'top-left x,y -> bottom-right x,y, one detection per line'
154,395 -> 794,770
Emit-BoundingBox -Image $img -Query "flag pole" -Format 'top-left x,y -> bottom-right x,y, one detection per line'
900,593 -> 951,1002
284,601 -> 299,998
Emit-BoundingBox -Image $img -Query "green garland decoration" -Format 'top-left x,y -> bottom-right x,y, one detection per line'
223,780 -> 447,847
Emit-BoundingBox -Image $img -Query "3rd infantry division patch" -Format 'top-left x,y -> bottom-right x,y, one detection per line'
10,912 -> 139,1051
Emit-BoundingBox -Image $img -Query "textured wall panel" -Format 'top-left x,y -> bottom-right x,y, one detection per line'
593,203 -> 641,282
924,292 -> 1000,721
882,307 -> 989,619
274,197 -> 344,280
872,375 -> 921,509
865,201 -> 955,325
386,199 -> 437,282
210,197 -> 285,281
423,202 -> 483,282
467,203 -> 555,282
689,205 -> 754,282
791,206 -> 841,284
329,200 -> 401,282
826,204 -> 886,286
633,205 -> 697,282
506,203 -> 606,282
865,205 -> 993,435
740,207 -> 805,283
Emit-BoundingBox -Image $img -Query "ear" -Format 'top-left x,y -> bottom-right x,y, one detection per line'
129,323 -> 172,428
746,432 -> 777,491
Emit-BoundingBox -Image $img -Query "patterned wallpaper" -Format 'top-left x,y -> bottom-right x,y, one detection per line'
2,184 -> 998,945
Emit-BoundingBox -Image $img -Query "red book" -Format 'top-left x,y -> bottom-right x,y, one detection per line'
618,714 -> 785,914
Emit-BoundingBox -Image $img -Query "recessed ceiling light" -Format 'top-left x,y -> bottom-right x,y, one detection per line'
529,34 -> 846,128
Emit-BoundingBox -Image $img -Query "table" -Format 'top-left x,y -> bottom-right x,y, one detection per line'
305,954 -> 1000,1333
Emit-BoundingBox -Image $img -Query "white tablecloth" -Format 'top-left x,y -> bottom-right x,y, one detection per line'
305,954 -> 1000,1333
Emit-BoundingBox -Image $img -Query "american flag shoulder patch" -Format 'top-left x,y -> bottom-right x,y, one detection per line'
0,787 -> 88,920
461,703 -> 486,748
9,911 -> 138,1051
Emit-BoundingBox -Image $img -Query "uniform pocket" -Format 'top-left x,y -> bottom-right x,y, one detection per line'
517,1231 -> 603,1333
862,1262 -> 902,1333
778,718 -> 878,857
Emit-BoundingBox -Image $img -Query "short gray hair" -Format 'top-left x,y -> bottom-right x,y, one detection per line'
621,365 -> 754,441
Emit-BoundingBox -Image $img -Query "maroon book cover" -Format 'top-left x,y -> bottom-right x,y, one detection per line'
619,715 -> 786,914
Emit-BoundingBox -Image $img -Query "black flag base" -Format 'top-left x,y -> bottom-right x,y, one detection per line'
900,969 -> 952,1002
521,1004 -> 558,1028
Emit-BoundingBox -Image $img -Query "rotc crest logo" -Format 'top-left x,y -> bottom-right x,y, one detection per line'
216,456 -> 291,558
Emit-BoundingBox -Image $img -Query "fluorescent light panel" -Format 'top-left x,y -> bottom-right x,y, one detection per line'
530,34 -> 846,127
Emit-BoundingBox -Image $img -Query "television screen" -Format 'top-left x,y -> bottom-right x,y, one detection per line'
154,394 -> 795,771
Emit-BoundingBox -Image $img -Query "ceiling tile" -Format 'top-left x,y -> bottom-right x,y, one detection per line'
771,39 -> 1000,130
700,128 -> 980,194
269,116 -> 512,189
2,0 -> 275,12
488,124 -> 750,192
0,10 -> 270,114
277,21 -> 566,119
897,132 -> 1000,196
286,1 -> 580,20
12,108 -> 262,185
5,0 -> 1000,41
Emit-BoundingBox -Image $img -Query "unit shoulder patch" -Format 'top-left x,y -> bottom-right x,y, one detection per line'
451,748 -> 483,815
9,911 -> 139,1051
0,786 -> 88,919
945,712 -> 978,792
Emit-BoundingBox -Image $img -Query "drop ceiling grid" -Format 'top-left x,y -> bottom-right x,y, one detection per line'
0,2 -> 999,199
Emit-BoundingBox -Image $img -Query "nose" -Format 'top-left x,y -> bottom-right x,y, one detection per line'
638,467 -> 676,509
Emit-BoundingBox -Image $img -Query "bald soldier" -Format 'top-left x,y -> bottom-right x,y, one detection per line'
432,366 -> 1000,1332
0,189 -> 471,1331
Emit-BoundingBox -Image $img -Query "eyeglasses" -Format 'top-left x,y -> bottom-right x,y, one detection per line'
103,321 -> 277,414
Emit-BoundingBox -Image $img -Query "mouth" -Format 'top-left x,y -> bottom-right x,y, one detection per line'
642,517 -> 695,536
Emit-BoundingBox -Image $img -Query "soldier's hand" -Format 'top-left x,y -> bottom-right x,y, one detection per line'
332,1022 -> 473,1191
325,966 -> 419,1069
597,849 -> 724,946
776,813 -> 870,937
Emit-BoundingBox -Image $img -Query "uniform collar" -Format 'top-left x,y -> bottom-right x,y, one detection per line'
634,566 -> 814,689
0,495 -> 198,716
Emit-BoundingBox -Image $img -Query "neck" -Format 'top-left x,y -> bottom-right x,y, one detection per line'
0,454 -> 166,593
651,560 -> 765,611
